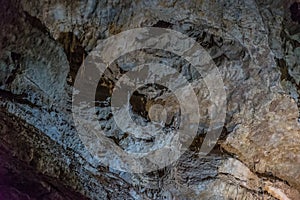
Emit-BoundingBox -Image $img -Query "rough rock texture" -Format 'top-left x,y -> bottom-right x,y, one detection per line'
0,0 -> 300,199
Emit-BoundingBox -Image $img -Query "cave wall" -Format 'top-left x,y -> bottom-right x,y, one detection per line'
0,0 -> 300,199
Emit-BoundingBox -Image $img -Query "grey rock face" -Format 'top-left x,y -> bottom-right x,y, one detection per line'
0,0 -> 300,199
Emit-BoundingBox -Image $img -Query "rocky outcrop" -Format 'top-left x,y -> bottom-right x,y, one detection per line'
0,0 -> 299,199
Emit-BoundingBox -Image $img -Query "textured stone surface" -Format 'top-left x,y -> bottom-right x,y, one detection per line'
222,94 -> 300,191
0,0 -> 300,199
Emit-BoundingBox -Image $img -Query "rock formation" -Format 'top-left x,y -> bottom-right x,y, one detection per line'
0,0 -> 299,199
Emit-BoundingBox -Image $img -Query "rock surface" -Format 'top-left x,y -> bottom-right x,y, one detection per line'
0,0 -> 300,199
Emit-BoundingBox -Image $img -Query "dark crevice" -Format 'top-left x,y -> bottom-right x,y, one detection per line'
23,11 -> 50,35
0,108 -> 90,199
277,58 -> 297,86
129,91 -> 148,119
255,171 -> 291,186
0,89 -> 39,108
213,54 -> 229,67
189,126 -> 229,156
56,32 -> 87,86
220,146 -> 293,191
279,15 -> 300,117
276,35 -> 300,118
107,136 -> 121,146
5,52 -> 22,85
152,20 -> 173,28
290,2 -> 300,24
129,84 -> 169,121
95,78 -> 114,104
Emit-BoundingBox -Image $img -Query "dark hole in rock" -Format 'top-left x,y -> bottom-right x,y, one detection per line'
95,78 -> 114,106
290,2 -> 300,23
129,83 -> 179,127
276,58 -> 300,90
188,126 -> 227,155
24,11 -> 49,35
152,20 -> 173,28
57,32 -> 87,86
130,91 -> 149,119
5,52 -> 22,85
10,52 -> 21,62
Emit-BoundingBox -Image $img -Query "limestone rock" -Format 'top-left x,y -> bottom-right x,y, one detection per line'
0,0 -> 300,199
